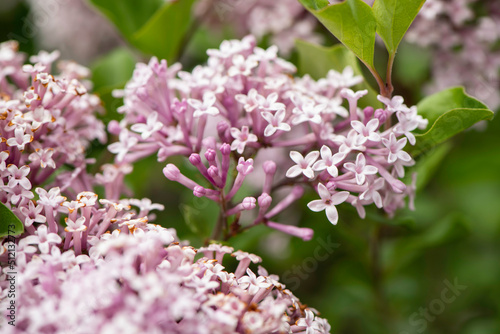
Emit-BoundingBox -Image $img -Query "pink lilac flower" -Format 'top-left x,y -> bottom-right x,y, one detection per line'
307,183 -> 350,225
0,41 -> 106,220
0,215 -> 331,333
286,151 -> 320,179
261,109 -> 292,136
107,36 -> 426,238
230,126 -> 259,154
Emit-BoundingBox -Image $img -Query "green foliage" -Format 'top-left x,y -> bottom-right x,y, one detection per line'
295,39 -> 381,108
410,87 -> 494,156
372,0 -> 426,55
0,202 -> 23,238
89,0 -> 195,62
131,0 -> 196,62
299,0 -> 377,69
91,48 -> 136,122
89,0 -> 163,38
407,142 -> 452,191
91,48 -> 136,93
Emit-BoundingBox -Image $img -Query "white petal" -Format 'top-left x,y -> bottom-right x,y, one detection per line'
264,125 -> 276,137
307,199 -> 327,212
289,151 -> 303,164
316,183 -> 331,201
304,151 -> 320,164
325,206 -> 339,225
286,165 -> 302,178
330,191 -> 350,205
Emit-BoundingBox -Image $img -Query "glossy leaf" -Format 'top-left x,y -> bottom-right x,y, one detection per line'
0,201 -> 24,238
131,0 -> 196,62
409,87 -> 494,156
295,40 -> 381,108
372,0 -> 426,54
299,0 -> 377,69
89,0 -> 163,38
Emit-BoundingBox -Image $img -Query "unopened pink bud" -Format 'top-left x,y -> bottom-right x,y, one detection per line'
193,186 -> 206,197
107,120 -> 122,135
374,108 -> 387,124
258,193 -> 272,208
241,197 -> 256,210
217,121 -> 231,143
205,149 -> 217,163
363,106 -> 374,121
263,161 -> 276,174
207,165 -> 219,179
220,143 -> 231,156
163,164 -> 180,181
189,153 -> 202,166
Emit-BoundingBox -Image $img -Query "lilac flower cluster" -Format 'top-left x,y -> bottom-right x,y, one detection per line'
109,35 -> 426,239
196,0 -> 322,55
0,40 -> 106,225
406,0 -> 500,109
0,199 -> 330,333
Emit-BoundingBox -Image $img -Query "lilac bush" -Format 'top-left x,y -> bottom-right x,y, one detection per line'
108,36 -> 427,241
0,42 -> 331,333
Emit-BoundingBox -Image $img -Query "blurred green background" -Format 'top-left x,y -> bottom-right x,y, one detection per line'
2,0 -> 499,333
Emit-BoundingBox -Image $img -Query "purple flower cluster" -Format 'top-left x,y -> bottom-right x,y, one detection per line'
1,200 -> 330,333
0,41 -> 106,226
109,36 -> 426,237
406,0 -> 500,109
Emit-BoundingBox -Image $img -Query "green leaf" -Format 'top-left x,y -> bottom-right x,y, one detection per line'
90,48 -> 136,123
409,87 -> 494,156
91,48 -> 136,93
89,0 -> 163,38
0,202 -> 24,238
372,0 -> 426,54
131,0 -> 196,63
299,0 -> 377,69
295,40 -> 381,108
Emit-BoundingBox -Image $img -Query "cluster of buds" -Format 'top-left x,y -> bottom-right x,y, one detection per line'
108,35 -> 427,239
1,216 -> 330,333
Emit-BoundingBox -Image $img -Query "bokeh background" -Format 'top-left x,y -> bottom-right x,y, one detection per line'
2,0 -> 500,333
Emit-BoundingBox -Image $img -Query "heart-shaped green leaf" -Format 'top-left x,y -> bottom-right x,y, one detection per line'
295,39 -> 381,108
299,0 -> 377,69
372,0 -> 426,55
410,87 -> 494,156
0,201 -> 24,238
